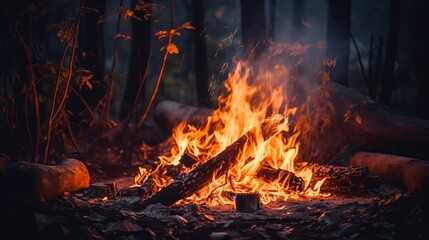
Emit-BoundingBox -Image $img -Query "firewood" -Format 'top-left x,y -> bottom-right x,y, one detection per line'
301,163 -> 370,192
137,116 -> 287,208
5,158 -> 90,200
235,193 -> 261,212
349,152 -> 429,197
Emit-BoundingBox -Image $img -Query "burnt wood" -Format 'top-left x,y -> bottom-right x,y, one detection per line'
301,163 -> 370,192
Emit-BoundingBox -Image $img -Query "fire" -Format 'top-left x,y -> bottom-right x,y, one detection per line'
135,61 -> 326,205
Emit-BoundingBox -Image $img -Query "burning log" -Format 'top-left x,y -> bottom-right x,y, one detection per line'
5,159 -> 90,200
137,116 -> 287,208
255,164 -> 304,191
303,164 -> 370,192
154,81 -> 429,160
349,152 -> 429,198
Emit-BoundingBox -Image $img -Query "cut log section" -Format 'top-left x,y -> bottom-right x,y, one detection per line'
5,159 -> 90,200
349,152 -> 429,198
235,193 -> 261,212
137,116 -> 287,208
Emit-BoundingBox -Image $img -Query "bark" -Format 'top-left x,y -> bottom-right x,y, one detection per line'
138,116 -> 286,207
349,152 -> 429,198
5,159 -> 90,200
120,0 -> 152,120
326,0 -> 351,86
193,0 -> 210,107
240,0 -> 268,60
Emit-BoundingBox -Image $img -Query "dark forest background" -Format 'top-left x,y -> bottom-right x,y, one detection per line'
1,0 -> 428,164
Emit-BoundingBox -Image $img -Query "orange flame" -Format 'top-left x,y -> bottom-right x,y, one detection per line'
135,61 -> 325,205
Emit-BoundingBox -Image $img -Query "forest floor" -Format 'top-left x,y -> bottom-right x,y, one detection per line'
1,171 -> 429,239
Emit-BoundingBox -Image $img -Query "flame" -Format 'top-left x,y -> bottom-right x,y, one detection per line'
135,61 -> 325,205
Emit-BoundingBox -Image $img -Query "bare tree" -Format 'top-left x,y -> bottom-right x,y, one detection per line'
193,0 -> 210,107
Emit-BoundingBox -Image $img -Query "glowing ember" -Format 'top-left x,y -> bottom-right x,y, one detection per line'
135,61 -> 326,205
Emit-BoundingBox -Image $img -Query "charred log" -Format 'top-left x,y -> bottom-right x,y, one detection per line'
301,163 -> 370,192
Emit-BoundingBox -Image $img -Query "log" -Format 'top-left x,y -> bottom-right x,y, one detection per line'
349,152 -> 429,198
327,83 -> 429,159
138,116 -> 287,208
255,164 -> 304,191
302,163 -> 370,192
5,159 -> 90,200
154,100 -> 213,133
154,81 -> 429,159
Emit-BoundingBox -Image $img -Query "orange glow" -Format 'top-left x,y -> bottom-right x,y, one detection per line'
135,61 -> 326,205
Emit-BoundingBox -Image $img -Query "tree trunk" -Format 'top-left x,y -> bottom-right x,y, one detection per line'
192,0 -> 210,107
414,0 -> 429,120
292,0 -> 305,41
78,0 -> 106,108
380,0 -> 400,106
120,0 -> 152,121
326,0 -> 351,86
269,0 -> 276,40
240,0 -> 267,60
